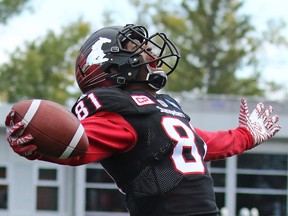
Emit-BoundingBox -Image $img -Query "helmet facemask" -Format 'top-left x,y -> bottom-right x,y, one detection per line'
114,25 -> 180,90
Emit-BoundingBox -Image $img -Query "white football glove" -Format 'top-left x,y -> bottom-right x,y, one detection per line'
5,110 -> 38,159
238,98 -> 281,146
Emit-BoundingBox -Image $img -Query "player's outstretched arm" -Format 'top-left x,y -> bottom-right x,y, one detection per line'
238,98 -> 281,146
5,110 -> 137,165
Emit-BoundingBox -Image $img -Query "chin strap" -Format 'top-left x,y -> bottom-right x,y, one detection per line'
145,64 -> 167,90
121,74 -> 167,90
107,63 -> 168,90
146,72 -> 167,90
125,67 -> 167,90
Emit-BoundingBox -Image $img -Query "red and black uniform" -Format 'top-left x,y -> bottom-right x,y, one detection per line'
39,87 -> 254,216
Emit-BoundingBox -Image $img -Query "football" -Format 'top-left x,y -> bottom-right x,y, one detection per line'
11,99 -> 89,159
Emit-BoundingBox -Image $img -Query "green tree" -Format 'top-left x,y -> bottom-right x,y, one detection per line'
0,0 -> 31,24
0,20 -> 91,104
130,0 -> 285,96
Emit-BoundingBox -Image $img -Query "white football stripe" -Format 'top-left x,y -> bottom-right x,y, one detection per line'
59,124 -> 84,159
22,99 -> 41,125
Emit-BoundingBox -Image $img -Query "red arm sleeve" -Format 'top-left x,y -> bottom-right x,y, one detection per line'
195,127 -> 254,161
38,111 -> 138,166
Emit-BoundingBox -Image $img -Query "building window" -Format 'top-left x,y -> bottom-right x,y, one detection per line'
210,159 -> 226,211
0,166 -> 8,209
37,187 -> 58,210
38,168 -> 57,180
236,153 -> 287,216
36,168 -> 59,211
86,188 -> 126,212
85,163 -> 127,214
0,167 -> 6,178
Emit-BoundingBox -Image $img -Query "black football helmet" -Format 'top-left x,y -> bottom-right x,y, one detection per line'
75,24 -> 180,93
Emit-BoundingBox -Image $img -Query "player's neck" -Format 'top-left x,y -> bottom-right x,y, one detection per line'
124,83 -> 157,97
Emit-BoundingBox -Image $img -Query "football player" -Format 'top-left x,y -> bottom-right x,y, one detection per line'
5,24 -> 281,216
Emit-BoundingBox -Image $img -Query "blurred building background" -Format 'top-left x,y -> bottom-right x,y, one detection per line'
0,95 -> 287,216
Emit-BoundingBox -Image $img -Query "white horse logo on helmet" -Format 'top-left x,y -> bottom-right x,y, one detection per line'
86,37 -> 111,65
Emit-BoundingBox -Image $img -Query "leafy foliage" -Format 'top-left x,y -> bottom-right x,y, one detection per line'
0,20 -> 91,104
0,0 -> 31,24
130,0 -> 286,96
